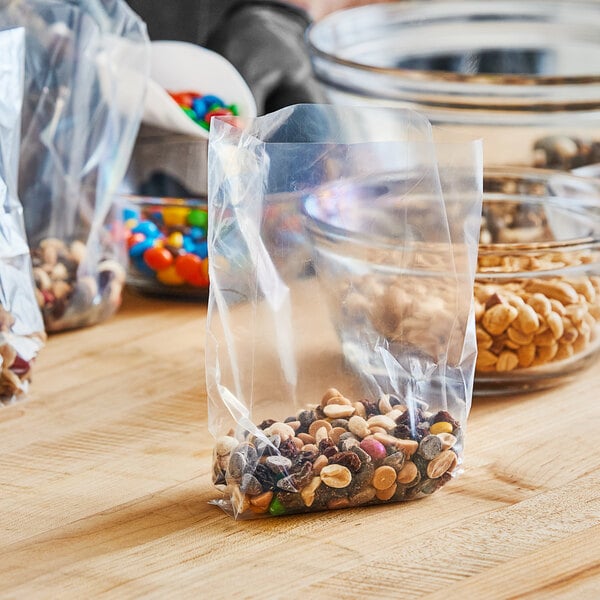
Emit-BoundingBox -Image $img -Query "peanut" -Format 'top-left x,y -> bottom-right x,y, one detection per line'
372,465 -> 397,490
396,461 -> 419,484
546,311 -> 564,340
571,278 -> 596,302
427,450 -> 458,479
320,387 -> 343,407
300,476 -> 322,507
476,326 -> 493,350
308,419 -> 332,437
517,343 -> 536,368
527,293 -> 552,318
320,464 -> 352,488
496,350 -> 519,371
482,303 -> 518,336
367,414 -> 396,431
348,415 -> 371,438
477,349 -> 498,368
516,302 -> 540,334
525,280 -> 579,305
375,483 -> 397,501
507,326 -> 533,346
323,403 -> 355,419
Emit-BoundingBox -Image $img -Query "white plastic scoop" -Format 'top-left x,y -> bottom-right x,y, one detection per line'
143,40 -> 258,138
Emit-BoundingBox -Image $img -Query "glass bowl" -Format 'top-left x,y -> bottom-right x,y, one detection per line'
301,173 -> 477,411
307,1 -> 600,169
301,167 -> 600,396
120,195 -> 209,299
475,167 -> 600,394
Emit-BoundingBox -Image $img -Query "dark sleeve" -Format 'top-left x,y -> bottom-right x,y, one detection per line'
206,1 -> 327,114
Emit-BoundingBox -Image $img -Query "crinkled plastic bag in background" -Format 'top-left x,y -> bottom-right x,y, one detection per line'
0,0 -> 150,331
0,27 -> 45,406
206,104 -> 482,518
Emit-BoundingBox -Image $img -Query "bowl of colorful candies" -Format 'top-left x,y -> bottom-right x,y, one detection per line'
120,195 -> 210,298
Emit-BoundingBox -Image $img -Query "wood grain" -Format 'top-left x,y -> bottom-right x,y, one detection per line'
0,289 -> 598,599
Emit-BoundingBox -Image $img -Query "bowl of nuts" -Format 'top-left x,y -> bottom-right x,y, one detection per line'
475,167 -> 600,394
307,0 -> 600,170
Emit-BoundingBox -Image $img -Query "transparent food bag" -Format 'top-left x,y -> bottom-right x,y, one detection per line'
207,105 -> 482,518
0,28 -> 45,405
0,0 -> 149,331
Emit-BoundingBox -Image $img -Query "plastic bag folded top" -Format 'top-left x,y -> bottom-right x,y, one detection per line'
0,0 -> 150,331
0,27 -> 45,406
207,104 -> 482,518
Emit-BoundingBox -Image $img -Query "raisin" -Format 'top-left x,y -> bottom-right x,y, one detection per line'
393,424 -> 411,439
278,438 -> 299,459
429,410 -> 460,430
330,451 -> 361,472
360,399 -> 380,417
318,438 -> 336,453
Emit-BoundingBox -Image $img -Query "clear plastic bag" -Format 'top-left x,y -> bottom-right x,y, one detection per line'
0,0 -> 149,331
0,27 -> 46,405
206,104 -> 482,518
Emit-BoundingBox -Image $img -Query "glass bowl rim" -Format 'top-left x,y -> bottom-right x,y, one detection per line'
306,0 -> 600,87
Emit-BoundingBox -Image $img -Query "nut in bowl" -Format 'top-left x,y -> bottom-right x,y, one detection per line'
475,168 -> 600,394
120,196 -> 210,298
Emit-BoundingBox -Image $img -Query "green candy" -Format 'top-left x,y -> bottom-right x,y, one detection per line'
182,106 -> 195,119
187,208 -> 208,228
268,496 -> 286,516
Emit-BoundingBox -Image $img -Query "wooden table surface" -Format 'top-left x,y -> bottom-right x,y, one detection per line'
1,289 -> 599,599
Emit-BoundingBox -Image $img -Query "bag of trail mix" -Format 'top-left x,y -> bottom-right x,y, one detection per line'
0,0 -> 149,331
206,104 -> 482,518
0,28 -> 45,405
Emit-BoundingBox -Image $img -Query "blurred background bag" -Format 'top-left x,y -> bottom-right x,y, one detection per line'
0,27 -> 45,405
0,0 -> 150,331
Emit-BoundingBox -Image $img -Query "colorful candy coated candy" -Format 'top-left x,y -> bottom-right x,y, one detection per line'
175,254 -> 207,287
195,241 -> 208,260
187,209 -> 208,229
169,91 -> 195,108
200,258 -> 209,283
162,206 -> 190,227
166,231 -> 184,248
168,90 -> 238,131
132,221 -> 160,238
129,237 -> 155,258
268,497 -> 286,516
143,246 -> 173,271
205,107 -> 233,123
125,202 -> 210,291
156,265 -> 186,286
127,232 -> 146,248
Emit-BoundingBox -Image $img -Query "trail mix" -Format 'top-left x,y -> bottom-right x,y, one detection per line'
0,305 -> 44,405
533,135 -> 600,171
213,389 -> 463,517
32,238 -> 125,332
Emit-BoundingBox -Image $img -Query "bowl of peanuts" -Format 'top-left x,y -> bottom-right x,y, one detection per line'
475,167 -> 600,394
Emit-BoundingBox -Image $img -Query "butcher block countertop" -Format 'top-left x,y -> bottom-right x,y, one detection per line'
1,289 -> 599,599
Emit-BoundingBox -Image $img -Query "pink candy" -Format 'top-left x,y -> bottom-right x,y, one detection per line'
359,438 -> 387,460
